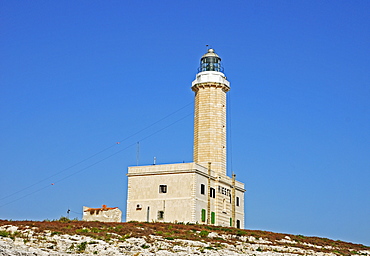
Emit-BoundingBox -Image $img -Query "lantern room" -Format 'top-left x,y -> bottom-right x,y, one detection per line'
198,48 -> 224,73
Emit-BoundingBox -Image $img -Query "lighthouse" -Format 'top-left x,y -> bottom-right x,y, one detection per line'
192,48 -> 229,176
126,49 -> 245,228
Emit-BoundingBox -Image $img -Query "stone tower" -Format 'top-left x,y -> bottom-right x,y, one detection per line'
192,49 -> 230,176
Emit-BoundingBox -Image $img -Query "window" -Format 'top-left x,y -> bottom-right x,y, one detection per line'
201,209 -> 206,222
210,187 -> 216,198
159,185 -> 167,193
236,220 -> 241,229
236,197 -> 240,207
136,204 -> 142,210
157,211 -> 164,220
200,184 -> 205,195
211,212 -> 215,224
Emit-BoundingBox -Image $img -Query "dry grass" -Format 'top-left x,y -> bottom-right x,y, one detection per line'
0,219 -> 368,255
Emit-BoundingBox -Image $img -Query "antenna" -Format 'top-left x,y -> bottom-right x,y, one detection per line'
206,44 -> 210,50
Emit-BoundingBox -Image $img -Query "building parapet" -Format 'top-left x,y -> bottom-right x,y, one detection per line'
128,162 -> 208,175
127,162 -> 245,192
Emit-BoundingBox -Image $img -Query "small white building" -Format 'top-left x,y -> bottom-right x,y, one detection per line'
83,205 -> 122,222
126,49 -> 245,228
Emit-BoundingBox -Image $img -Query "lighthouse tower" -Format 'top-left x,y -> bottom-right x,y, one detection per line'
192,49 -> 229,176
126,49 -> 245,228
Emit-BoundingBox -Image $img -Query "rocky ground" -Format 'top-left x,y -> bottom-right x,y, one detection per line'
0,219 -> 369,256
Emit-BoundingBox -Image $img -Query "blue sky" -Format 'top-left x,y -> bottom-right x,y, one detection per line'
1,0 -> 369,246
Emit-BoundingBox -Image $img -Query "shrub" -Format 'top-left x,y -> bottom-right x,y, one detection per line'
91,227 -> 101,233
76,242 -> 87,252
58,217 -> 70,223
0,230 -> 10,237
236,230 -> 247,236
199,230 -> 209,238
115,225 -> 123,230
119,233 -> 131,241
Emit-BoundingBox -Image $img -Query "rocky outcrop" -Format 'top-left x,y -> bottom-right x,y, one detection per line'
1,223 -> 369,256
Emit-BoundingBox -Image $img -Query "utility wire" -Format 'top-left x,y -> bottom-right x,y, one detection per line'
0,101 -> 193,202
0,111 -> 193,208
70,210 -> 82,215
0,145 -> 117,201
116,101 -> 193,144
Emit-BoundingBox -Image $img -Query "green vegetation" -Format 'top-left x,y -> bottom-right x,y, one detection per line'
204,225 -> 233,233
0,230 -> 23,240
91,227 -> 102,233
76,242 -> 87,253
115,225 -> 123,230
76,228 -> 90,233
58,217 -> 71,223
236,230 -> 247,236
0,230 -> 10,237
199,230 -> 209,237
119,233 -> 131,241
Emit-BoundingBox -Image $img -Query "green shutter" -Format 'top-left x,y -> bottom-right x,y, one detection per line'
211,212 -> 215,224
201,209 -> 206,222
230,218 -> 232,227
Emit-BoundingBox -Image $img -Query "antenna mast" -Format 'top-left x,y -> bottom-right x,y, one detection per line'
136,142 -> 140,166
